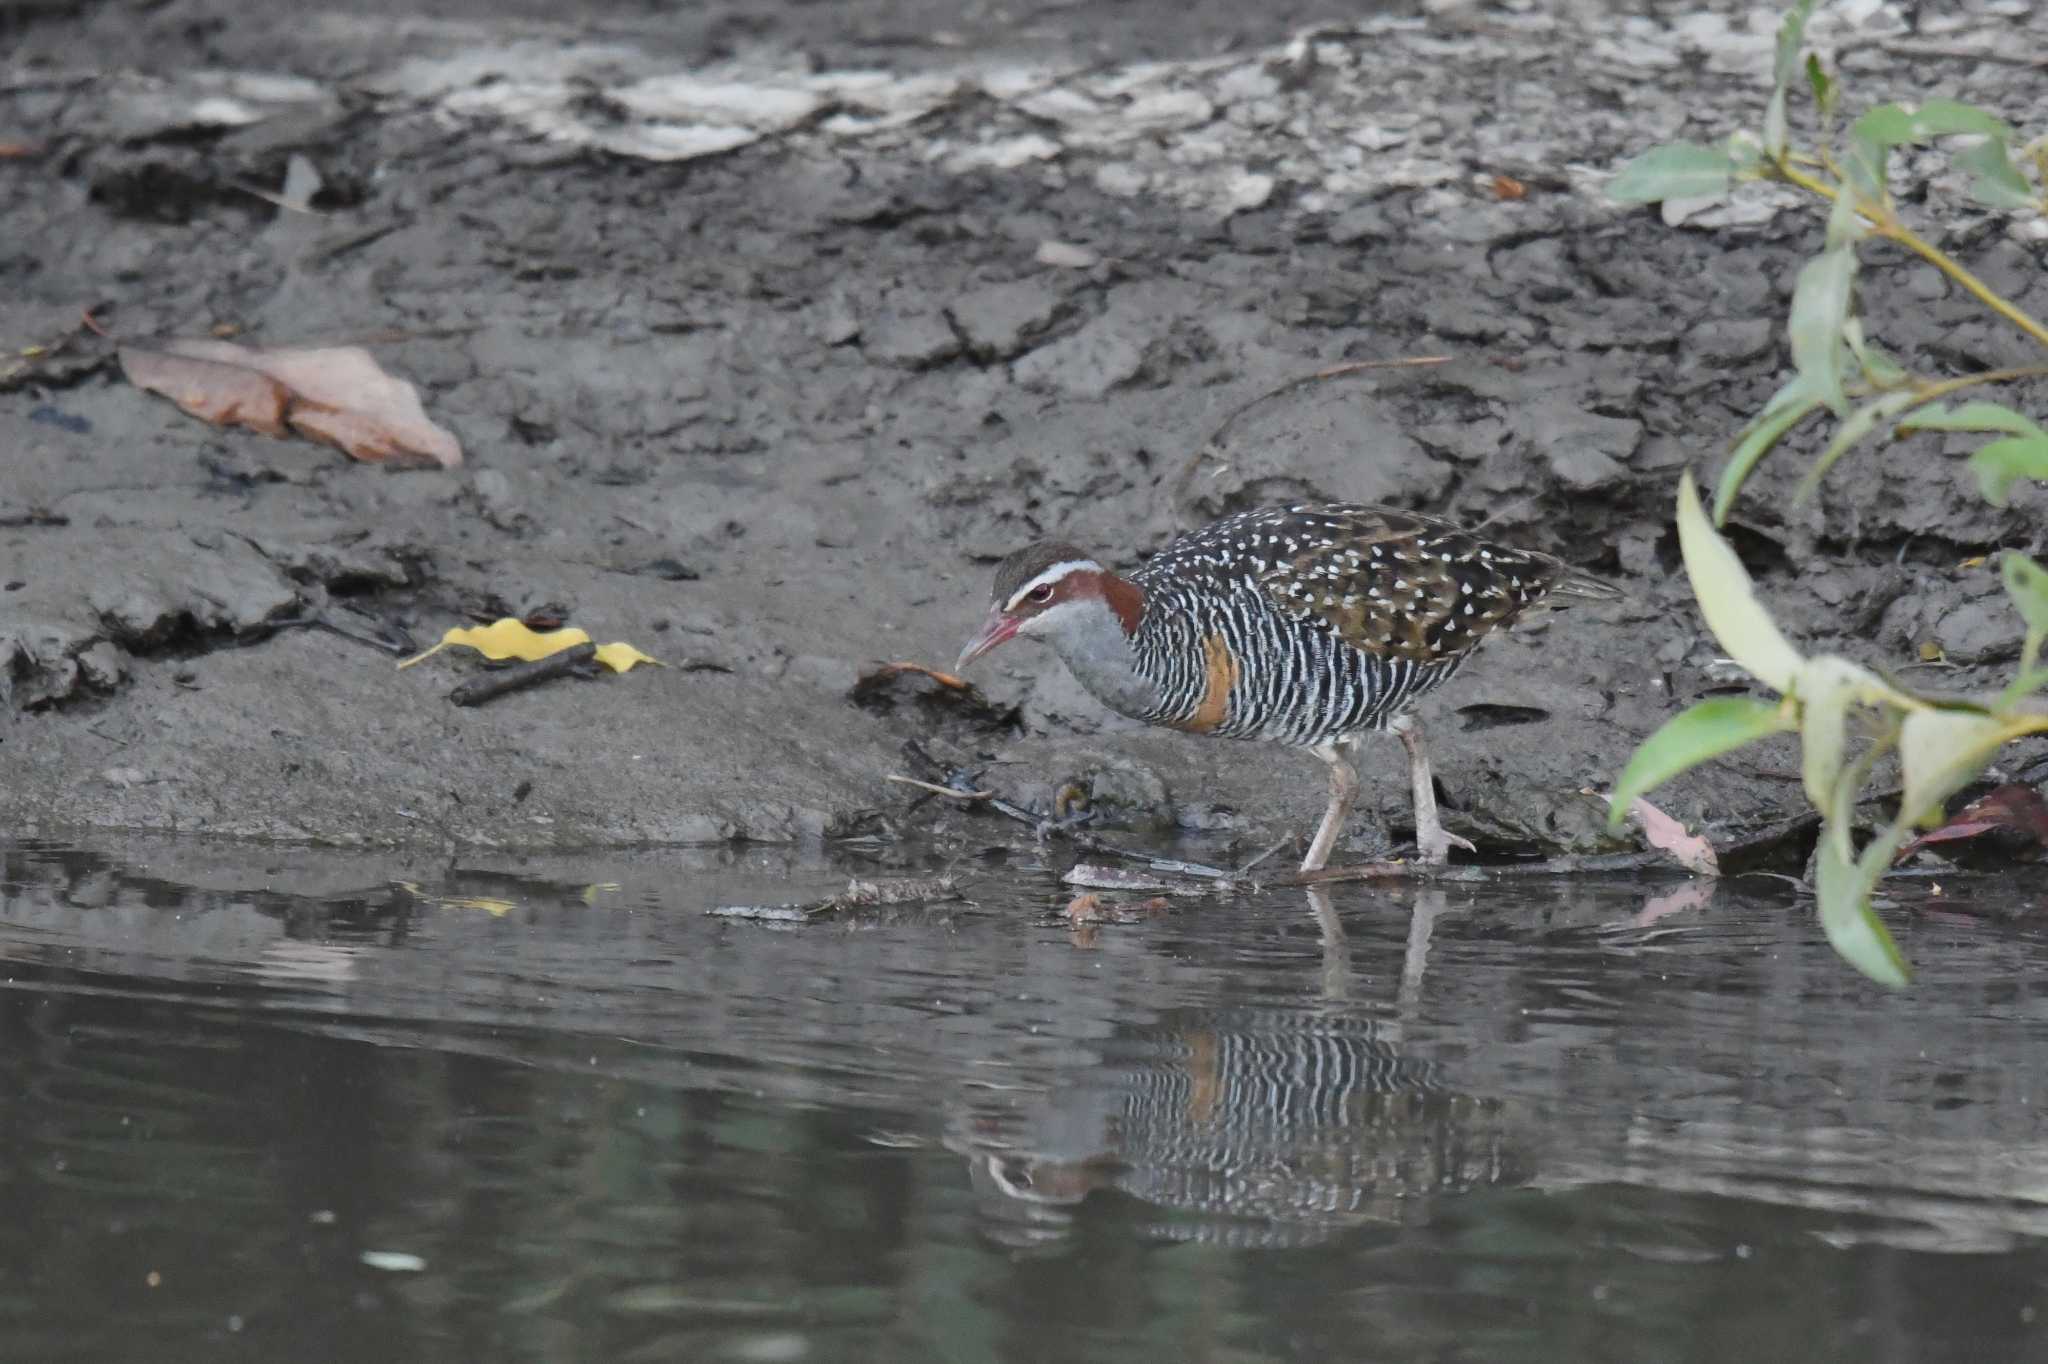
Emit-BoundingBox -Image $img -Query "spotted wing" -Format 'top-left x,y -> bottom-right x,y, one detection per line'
1255,507 -> 1567,664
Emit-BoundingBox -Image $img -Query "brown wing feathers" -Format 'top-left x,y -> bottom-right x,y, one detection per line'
1256,508 -> 1573,665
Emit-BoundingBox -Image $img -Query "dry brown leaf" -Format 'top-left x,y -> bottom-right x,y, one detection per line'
1064,892 -> 1105,922
1895,783 -> 2048,862
120,339 -> 462,467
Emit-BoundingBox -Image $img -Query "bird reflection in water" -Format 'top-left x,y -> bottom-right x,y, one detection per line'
955,890 -> 1532,1248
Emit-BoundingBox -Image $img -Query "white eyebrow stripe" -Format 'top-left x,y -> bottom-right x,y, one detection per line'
1004,560 -> 1100,610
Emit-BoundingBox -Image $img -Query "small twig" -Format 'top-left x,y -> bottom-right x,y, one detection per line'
1170,355 -> 1454,526
885,774 -> 992,801
78,306 -> 111,339
1234,838 -> 1292,876
448,642 -> 596,707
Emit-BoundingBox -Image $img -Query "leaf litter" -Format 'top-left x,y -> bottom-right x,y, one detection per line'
120,339 -> 463,466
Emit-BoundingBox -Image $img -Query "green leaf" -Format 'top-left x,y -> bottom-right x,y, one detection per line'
2003,553 -> 2048,636
1789,248 -> 1857,416
1677,475 -> 1805,692
1999,667 -> 2048,705
1846,99 -> 2011,197
1805,53 -> 1832,116
2002,552 -> 2048,683
1969,435 -> 2048,506
1842,319 -> 1907,388
1764,0 -> 1819,159
1715,378 -> 1826,522
1899,400 -> 2047,440
1958,137 -> 2038,211
1793,389 -> 1924,505
1846,104 -> 1914,194
1608,143 -> 1739,204
1606,697 -> 1793,830
1813,805 -> 1912,989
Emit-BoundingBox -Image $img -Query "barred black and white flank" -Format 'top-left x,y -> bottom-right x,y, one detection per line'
956,503 -> 1617,873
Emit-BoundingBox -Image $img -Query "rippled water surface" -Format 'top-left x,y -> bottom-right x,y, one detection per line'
3,838 -> 2047,1363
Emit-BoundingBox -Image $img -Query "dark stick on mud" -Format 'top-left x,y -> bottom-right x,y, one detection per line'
448,642 -> 598,707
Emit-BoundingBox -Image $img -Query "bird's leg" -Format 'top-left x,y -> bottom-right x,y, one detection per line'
1300,739 -> 1359,874
1390,714 -> 1475,865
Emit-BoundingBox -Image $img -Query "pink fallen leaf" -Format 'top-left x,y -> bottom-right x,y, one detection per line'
1622,796 -> 1720,877
1895,783 -> 2048,862
120,338 -> 462,467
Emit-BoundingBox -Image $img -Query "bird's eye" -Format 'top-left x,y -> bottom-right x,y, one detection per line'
1027,584 -> 1055,604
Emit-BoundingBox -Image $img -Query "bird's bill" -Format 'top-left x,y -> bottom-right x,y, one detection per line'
956,608 -> 1021,671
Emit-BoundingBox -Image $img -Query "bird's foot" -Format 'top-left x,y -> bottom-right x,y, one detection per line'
1413,826 -> 1476,866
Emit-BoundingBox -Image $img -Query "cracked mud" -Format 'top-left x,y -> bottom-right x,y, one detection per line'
2,0 -> 2044,853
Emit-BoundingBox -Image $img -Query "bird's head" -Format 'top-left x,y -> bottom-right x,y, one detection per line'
956,541 -> 1144,671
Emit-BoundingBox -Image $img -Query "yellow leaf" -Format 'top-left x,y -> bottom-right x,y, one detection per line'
398,619 -> 593,669
1918,641 -> 1945,663
1958,555 -> 1987,570
593,642 -> 663,673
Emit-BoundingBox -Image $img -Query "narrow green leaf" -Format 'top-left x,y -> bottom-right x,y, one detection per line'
2002,553 -> 2048,636
1847,103 -> 1914,194
1842,319 -> 1907,388
1677,475 -> 1805,692
2001,552 -> 2048,684
1715,378 -> 1825,523
1764,0 -> 1820,159
1814,807 -> 1912,988
1608,143 -> 1739,204
1905,98 -> 2011,140
1969,435 -> 2048,506
1805,54 -> 1834,119
1607,697 -> 1792,830
1793,389 -> 1924,505
1825,177 -> 1869,249
1958,138 -> 2038,211
1789,248 -> 1857,417
1899,400 -> 2048,440
1800,681 -> 1851,812
1998,667 -> 2048,707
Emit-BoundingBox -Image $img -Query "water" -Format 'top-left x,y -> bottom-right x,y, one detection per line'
2,839 -> 2046,1363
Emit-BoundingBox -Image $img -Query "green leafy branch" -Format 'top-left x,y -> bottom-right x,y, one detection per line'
1600,0 -> 2048,986
1608,0 -> 2048,523
1610,480 -> 2048,987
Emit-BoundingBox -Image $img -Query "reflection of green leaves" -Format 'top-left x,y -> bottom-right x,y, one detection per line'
1716,378 -> 1826,523
1788,248 -> 1858,415
1607,697 -> 1793,830
1969,435 -> 2048,506
1677,477 -> 1804,691
1608,143 -> 1738,203
1763,0 -> 1819,158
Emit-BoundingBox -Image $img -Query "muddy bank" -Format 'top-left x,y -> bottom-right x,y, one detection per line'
2,0 -> 2044,853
